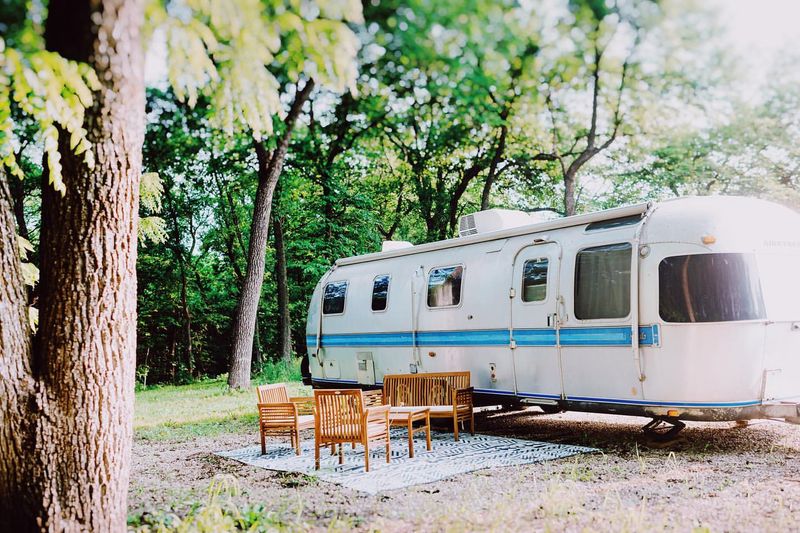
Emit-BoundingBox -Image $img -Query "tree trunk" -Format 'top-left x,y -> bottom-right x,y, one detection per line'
228,80 -> 314,389
253,317 -> 263,367
0,1 -> 144,530
179,256 -> 194,377
564,169 -> 577,217
480,119 -> 509,211
8,174 -> 29,240
273,214 -> 292,362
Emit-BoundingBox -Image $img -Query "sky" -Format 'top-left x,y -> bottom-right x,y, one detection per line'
711,0 -> 800,75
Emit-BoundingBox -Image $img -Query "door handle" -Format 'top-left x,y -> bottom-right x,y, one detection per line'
557,295 -> 568,323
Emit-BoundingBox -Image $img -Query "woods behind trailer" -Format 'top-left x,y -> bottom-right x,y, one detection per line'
305,196 -> 800,429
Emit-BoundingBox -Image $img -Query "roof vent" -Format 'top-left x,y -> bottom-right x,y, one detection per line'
458,209 -> 540,237
459,214 -> 478,237
381,240 -> 413,252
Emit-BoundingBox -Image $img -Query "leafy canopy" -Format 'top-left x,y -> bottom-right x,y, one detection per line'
0,0 -> 363,190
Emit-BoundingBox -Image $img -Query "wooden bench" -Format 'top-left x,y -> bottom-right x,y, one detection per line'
381,372 -> 474,441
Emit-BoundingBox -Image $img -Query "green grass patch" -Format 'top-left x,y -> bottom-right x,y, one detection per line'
135,359 -> 309,442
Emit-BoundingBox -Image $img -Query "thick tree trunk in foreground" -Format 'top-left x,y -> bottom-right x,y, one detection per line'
273,214 -> 292,362
228,80 -> 314,389
0,1 -> 144,530
9,174 -> 29,240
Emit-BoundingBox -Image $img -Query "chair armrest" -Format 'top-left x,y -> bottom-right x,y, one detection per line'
454,387 -> 474,407
289,396 -> 315,415
364,404 -> 391,423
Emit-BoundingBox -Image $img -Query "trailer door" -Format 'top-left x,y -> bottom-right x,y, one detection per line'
510,243 -> 564,402
560,242 -> 645,403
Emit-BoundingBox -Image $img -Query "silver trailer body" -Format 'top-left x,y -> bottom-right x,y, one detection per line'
305,197 -> 800,422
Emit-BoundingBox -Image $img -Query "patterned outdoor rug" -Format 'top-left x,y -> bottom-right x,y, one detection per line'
217,430 -> 596,494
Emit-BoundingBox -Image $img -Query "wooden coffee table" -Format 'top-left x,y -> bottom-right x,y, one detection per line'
389,407 -> 431,458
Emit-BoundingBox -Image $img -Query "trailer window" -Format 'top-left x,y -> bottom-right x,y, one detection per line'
522,258 -> 549,302
322,281 -> 348,315
427,266 -> 463,307
575,243 -> 631,319
659,253 -> 765,323
585,214 -> 642,232
371,275 -> 390,312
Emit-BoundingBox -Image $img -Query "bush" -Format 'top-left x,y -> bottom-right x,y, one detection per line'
253,358 -> 302,385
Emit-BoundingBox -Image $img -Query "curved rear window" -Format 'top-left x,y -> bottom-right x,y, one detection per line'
659,253 -> 765,323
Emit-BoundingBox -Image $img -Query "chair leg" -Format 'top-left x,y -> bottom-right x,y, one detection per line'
386,435 -> 391,464
407,418 -> 414,459
330,443 -> 335,455
470,412 -> 475,435
352,442 -> 356,450
260,431 -> 266,455
338,442 -> 344,465
295,429 -> 301,455
425,414 -> 432,451
453,413 -> 460,442
315,438 -> 321,470
364,439 -> 370,472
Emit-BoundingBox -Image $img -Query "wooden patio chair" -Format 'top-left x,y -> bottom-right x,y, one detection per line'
314,389 -> 391,472
256,383 -> 314,455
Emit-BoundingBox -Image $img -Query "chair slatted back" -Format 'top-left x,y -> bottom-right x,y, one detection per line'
362,389 -> 384,407
257,383 -> 290,404
314,389 -> 363,441
258,404 -> 296,429
383,372 -> 471,406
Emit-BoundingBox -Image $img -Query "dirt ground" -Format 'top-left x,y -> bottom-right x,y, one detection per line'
129,408 -> 800,532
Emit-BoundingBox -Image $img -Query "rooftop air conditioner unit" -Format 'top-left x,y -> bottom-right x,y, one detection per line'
458,209 -> 541,237
381,240 -> 414,252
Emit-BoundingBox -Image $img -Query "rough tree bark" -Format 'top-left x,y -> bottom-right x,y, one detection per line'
273,212 -> 292,362
0,0 -> 144,530
9,174 -> 29,240
228,80 -> 314,389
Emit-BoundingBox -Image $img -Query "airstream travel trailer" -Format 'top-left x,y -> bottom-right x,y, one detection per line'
304,196 -> 800,432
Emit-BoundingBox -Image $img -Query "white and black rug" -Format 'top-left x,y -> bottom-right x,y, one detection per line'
217,430 -> 596,494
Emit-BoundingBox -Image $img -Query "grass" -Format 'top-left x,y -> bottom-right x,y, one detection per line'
128,475 -> 310,532
134,359 -> 309,442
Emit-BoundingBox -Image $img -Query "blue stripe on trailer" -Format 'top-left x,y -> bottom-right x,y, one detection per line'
559,327 -> 632,346
306,325 -> 661,348
513,329 -> 557,346
416,329 -> 510,346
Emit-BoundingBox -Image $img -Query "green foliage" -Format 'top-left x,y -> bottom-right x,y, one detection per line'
128,475 -> 292,532
0,34 -> 99,192
148,0 -> 362,141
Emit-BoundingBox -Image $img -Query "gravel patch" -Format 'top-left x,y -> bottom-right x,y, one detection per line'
129,408 -> 800,531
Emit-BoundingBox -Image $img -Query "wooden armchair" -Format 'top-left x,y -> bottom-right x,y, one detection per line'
314,389 -> 391,472
256,383 -> 314,455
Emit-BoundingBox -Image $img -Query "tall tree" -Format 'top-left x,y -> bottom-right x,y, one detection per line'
228,80 -> 315,387
1,0 -> 364,525
1,1 -> 144,529
227,3 -> 363,389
